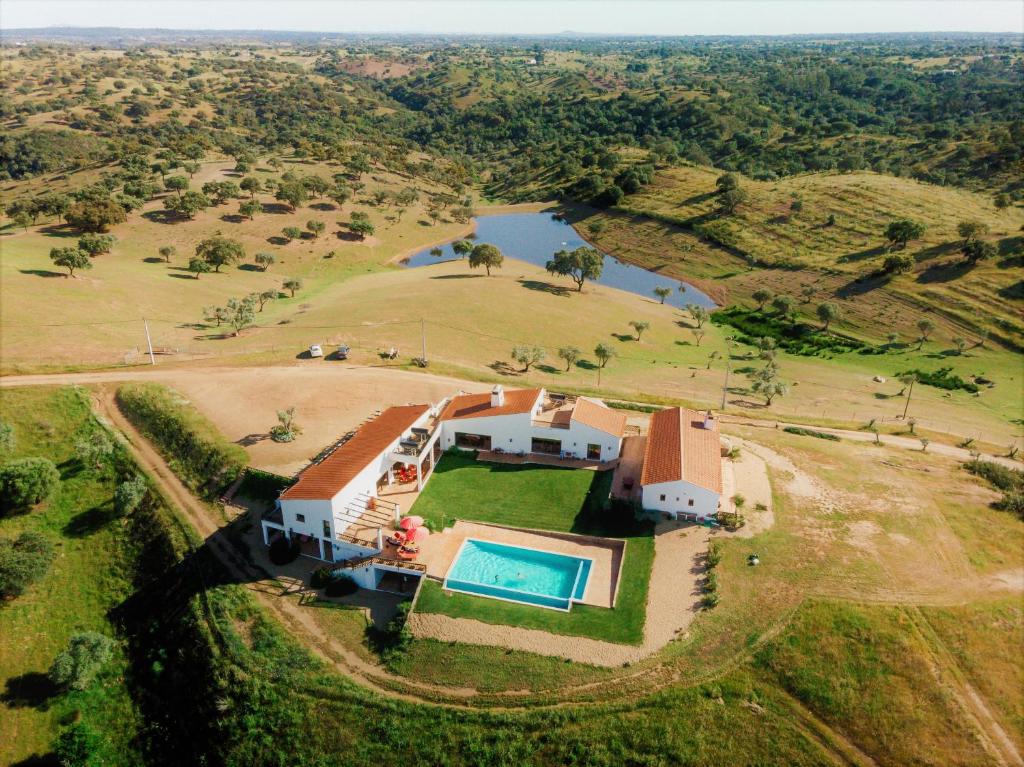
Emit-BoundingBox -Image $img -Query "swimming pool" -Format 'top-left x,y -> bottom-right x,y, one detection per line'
443,539 -> 593,611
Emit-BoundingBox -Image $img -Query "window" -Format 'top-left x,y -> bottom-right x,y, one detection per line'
295,513 -> 306,523
688,499 -> 694,507
455,432 -> 491,450
659,494 -> 666,502
323,520 -> 331,538
587,443 -> 601,460
531,437 -> 562,455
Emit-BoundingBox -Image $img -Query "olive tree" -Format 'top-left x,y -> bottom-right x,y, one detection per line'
0,457 -> 60,513
49,632 -> 115,691
510,345 -> 545,372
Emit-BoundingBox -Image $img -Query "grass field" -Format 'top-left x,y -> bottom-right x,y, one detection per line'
0,387 -> 141,766
410,458 -> 655,644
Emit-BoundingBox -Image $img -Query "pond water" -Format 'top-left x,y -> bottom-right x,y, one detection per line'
401,212 -> 716,309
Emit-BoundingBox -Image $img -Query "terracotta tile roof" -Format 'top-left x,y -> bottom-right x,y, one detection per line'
640,408 -> 721,493
570,397 -> 627,437
281,404 -> 429,500
439,388 -> 542,422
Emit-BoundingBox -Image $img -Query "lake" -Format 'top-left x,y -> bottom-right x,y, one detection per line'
401,212 -> 716,309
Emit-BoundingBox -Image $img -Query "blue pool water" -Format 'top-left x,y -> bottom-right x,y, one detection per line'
401,212 -> 716,309
444,539 -> 593,611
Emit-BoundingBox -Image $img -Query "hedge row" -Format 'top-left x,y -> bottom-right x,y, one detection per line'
782,426 -> 841,441
116,383 -> 247,497
711,306 -> 866,357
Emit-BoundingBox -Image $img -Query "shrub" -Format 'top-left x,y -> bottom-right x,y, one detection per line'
49,631 -> 115,691
963,459 -> 1023,493
0,457 -> 60,513
783,426 -> 840,441
310,566 -> 334,588
701,592 -> 720,608
54,722 -> 103,767
0,421 -> 14,453
706,540 -> 723,568
711,306 -> 865,357
998,491 -> 1024,518
116,383 -> 247,496
114,474 -> 148,515
0,531 -> 54,598
235,468 -> 293,502
324,573 -> 359,597
896,367 -> 979,394
268,536 -> 300,566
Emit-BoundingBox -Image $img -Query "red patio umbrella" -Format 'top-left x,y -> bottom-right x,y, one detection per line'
399,515 -> 424,531
405,525 -> 431,543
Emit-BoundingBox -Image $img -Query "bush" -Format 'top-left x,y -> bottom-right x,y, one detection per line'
706,540 -> 723,568
896,367 -> 979,394
49,631 -> 115,691
235,468 -> 293,502
997,491 -> 1024,518
701,592 -> 720,608
117,383 -> 247,496
114,474 -> 148,515
783,426 -> 840,441
310,566 -> 334,588
268,536 -> 300,566
0,530 -> 54,598
0,456 -> 60,513
963,459 -> 1024,493
54,722 -> 103,767
711,306 -> 865,357
324,573 -> 359,597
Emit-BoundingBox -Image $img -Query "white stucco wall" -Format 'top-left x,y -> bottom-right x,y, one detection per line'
439,413 -> 621,460
642,480 -> 720,519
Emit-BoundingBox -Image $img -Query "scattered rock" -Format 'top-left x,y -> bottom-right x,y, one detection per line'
873,375 -> 887,383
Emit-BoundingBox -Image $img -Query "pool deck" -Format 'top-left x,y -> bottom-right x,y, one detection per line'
416,520 -> 622,608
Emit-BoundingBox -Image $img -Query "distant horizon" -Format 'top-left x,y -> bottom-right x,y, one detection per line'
2,1 -> 1022,37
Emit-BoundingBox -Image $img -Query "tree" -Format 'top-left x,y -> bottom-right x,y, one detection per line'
884,219 -> 926,250
65,199 -> 126,232
254,252 -> 275,272
688,304 -> 709,328
303,176 -> 329,198
0,530 -> 53,598
693,329 -> 706,346
545,247 -> 604,291
114,475 -> 147,515
756,337 -> 777,361
953,336 -> 967,355
54,722 -> 104,767
771,295 -> 794,320
182,161 -> 200,178
77,233 -> 115,256
752,288 -> 773,311
50,247 -> 91,278
915,319 -> 935,349
283,278 -> 302,297
653,286 -> 672,304
239,200 -> 261,220
282,226 -> 302,242
430,247 -> 443,258
165,191 -> 209,219
224,296 -> 257,336
0,457 -> 60,513
255,289 -> 277,312
469,243 -> 504,276
882,253 -> 915,274
240,176 -> 262,198
203,181 -> 240,205
994,193 -> 1010,210
270,407 -> 302,443
196,236 -> 244,272
164,175 -> 189,197
349,218 -> 375,240
188,256 -> 212,279
594,342 -> 615,368
816,302 -> 839,331
0,421 -> 14,454
629,320 -> 650,341
753,377 -> 788,406
158,245 -> 176,263
557,346 -> 581,371
962,239 -> 996,265
329,184 -> 351,208
276,180 -> 307,211
306,219 -> 326,239
957,220 -> 989,245
800,284 -> 816,303
75,431 -> 113,470
12,211 -> 31,231
718,187 -> 749,215
899,372 -> 918,419
510,345 -> 545,372
428,209 -> 441,226
452,239 -> 473,259
49,632 -> 115,691
715,173 -> 739,193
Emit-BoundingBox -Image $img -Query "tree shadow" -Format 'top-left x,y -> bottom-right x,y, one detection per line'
913,241 -> 959,263
220,214 -> 246,224
1,672 -> 60,710
837,245 -> 885,264
488,360 -> 520,376
916,259 -> 971,284
535,364 -> 560,375
266,236 -> 290,246
262,203 -> 292,214
142,257 -> 165,263
64,501 -> 118,537
430,273 -> 481,280
38,224 -> 77,238
576,360 -> 598,370
518,279 -> 570,296
611,333 -> 634,342
836,273 -> 888,298
56,458 -> 84,480
237,433 -> 270,447
11,754 -> 59,767
168,273 -> 199,280
998,281 -> 1023,300
141,210 -> 183,225
678,191 -> 717,206
309,202 -> 336,212
19,269 -> 65,278
237,263 -> 262,272
335,231 -> 363,242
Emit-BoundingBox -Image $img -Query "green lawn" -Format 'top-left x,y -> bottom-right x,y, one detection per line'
0,387 -> 142,766
410,453 -> 655,644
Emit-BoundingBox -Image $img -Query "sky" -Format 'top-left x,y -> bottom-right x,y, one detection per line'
3,0 -> 1022,36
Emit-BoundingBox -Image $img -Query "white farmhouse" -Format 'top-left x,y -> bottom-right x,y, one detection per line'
639,407 -> 722,520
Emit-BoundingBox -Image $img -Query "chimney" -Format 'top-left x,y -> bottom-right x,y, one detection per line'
491,385 -> 505,408
703,410 -> 715,430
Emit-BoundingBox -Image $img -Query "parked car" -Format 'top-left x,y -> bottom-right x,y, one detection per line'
309,344 -> 323,358
336,344 -> 350,360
